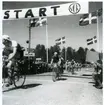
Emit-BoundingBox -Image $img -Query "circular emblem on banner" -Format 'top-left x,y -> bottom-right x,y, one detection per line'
69,3 -> 81,14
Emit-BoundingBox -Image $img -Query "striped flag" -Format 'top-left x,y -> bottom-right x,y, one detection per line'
30,17 -> 47,27
55,36 -> 65,45
79,8 -> 102,26
87,36 -> 97,45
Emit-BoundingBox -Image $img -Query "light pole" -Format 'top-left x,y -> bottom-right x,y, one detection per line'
28,19 -> 31,70
46,18 -> 48,63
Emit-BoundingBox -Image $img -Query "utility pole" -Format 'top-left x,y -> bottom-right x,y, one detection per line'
28,19 -> 31,70
46,18 -> 48,63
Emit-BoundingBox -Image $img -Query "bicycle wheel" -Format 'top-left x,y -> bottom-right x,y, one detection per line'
2,78 -> 6,88
13,70 -> 26,88
2,69 -> 5,87
52,68 -> 57,82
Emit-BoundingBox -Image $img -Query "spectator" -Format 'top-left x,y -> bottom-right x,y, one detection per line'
93,60 -> 103,89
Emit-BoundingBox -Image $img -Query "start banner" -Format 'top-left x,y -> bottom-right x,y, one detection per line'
3,2 -> 88,20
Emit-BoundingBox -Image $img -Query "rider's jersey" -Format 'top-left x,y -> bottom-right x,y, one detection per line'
12,40 -> 18,48
68,62 -> 71,66
3,44 -> 13,57
52,55 -> 59,63
60,57 -> 64,66
3,40 -> 18,59
12,40 -> 21,59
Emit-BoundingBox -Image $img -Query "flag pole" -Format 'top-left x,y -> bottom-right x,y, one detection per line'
46,18 -> 48,63
65,40 -> 67,62
29,19 -> 31,53
28,19 -> 31,70
97,10 -> 100,53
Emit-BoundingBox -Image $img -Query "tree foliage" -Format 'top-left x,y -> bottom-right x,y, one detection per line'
28,44 -> 102,64
35,44 -> 46,61
66,47 -> 73,61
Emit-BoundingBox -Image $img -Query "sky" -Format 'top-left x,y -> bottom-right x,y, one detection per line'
2,2 -> 103,52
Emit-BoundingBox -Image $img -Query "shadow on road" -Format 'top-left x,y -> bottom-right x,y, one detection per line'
89,82 -> 95,84
22,83 -> 42,89
58,78 -> 67,81
3,83 -> 42,93
34,72 -> 78,77
82,74 -> 92,76
88,82 -> 103,89
35,74 -> 52,76
31,73 -> 92,79
62,74 -> 92,79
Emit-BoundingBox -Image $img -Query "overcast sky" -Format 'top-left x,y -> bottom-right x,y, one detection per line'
2,2 -> 103,52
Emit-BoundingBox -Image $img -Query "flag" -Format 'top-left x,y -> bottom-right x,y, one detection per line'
62,36 -> 65,44
87,36 -> 97,45
30,17 -> 47,27
55,36 -> 65,45
86,50 -> 99,63
79,8 -> 102,26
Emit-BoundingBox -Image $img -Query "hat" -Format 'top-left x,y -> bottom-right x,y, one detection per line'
2,35 -> 10,41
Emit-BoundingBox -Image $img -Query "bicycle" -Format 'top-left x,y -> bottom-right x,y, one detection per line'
2,58 -> 26,88
70,65 -> 75,74
52,63 -> 61,82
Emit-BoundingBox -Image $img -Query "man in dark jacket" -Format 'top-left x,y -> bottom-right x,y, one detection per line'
93,60 -> 103,89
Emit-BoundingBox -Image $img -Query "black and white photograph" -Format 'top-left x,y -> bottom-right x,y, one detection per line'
2,1 -> 103,105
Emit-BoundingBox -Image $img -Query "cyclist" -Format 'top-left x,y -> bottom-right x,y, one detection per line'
2,34 -> 19,87
65,60 -> 69,71
59,56 -> 64,74
71,59 -> 75,74
93,60 -> 103,89
51,52 -> 60,66
66,61 -> 71,72
51,52 -> 61,81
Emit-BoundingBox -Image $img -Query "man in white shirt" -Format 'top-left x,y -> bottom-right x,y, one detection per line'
2,35 -> 18,87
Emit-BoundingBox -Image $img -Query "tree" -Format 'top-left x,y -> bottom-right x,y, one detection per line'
74,51 -> 80,62
85,48 -> 88,54
67,47 -> 73,61
35,44 -> 41,58
48,45 -> 60,62
40,45 -> 46,62
48,46 -> 54,62
84,48 -> 89,62
53,45 -> 61,54
73,49 -> 76,60
35,44 -> 46,61
77,47 -> 85,63
62,47 -> 65,60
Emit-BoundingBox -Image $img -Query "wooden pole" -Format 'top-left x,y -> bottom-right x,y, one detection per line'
28,19 -> 31,70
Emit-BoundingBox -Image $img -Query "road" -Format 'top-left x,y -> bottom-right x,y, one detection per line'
2,68 -> 103,105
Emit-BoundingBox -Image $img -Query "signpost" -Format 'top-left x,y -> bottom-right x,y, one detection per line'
24,52 -> 35,57
36,58 -> 42,61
